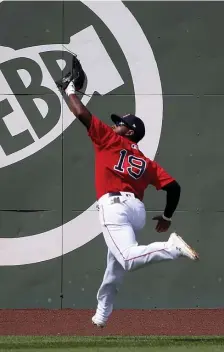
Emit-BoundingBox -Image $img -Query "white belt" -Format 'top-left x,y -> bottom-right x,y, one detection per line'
98,192 -> 136,206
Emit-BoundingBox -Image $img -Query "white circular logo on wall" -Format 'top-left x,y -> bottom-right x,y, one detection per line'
0,0 -> 163,265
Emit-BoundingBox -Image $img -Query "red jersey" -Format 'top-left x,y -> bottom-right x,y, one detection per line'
88,115 -> 174,201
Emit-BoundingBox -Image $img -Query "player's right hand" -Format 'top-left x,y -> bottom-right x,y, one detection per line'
152,215 -> 171,233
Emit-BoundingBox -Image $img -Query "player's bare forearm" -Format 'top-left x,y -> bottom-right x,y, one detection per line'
55,55 -> 91,129
162,180 -> 181,218
68,94 -> 92,130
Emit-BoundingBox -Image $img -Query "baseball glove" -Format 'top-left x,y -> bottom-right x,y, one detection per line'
55,54 -> 86,92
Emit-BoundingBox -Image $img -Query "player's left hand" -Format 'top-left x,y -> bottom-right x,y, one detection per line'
152,215 -> 171,233
55,54 -> 86,92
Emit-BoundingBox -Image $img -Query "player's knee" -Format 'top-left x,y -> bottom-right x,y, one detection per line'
121,250 -> 136,272
123,259 -> 134,272
118,257 -> 131,272
124,263 -> 135,272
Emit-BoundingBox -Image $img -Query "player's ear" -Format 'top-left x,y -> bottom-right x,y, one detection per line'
126,129 -> 134,137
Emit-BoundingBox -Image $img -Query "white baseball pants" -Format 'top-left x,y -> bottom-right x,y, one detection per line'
95,192 -> 180,322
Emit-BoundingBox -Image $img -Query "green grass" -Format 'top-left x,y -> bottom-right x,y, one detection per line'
0,336 -> 224,352
0,336 -> 224,351
1,348 -> 224,352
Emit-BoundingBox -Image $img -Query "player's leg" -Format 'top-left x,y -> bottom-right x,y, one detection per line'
99,196 -> 198,272
98,198 -> 174,271
120,231 -> 198,271
92,249 -> 125,327
102,221 -> 176,271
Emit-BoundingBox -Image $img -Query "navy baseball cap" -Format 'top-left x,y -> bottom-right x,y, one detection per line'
111,113 -> 145,142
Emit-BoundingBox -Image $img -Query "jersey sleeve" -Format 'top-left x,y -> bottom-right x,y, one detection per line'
88,115 -> 119,148
147,160 -> 175,190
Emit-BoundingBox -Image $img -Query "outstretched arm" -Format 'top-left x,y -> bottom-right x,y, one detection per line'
55,54 -> 92,129
55,55 -> 119,147
66,82 -> 92,130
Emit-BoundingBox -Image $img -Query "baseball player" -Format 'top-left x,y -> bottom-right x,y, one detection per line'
56,56 -> 199,328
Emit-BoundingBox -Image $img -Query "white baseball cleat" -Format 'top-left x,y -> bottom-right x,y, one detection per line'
92,314 -> 106,328
168,232 -> 199,260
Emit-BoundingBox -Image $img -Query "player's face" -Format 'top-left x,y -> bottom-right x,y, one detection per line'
112,121 -> 134,138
